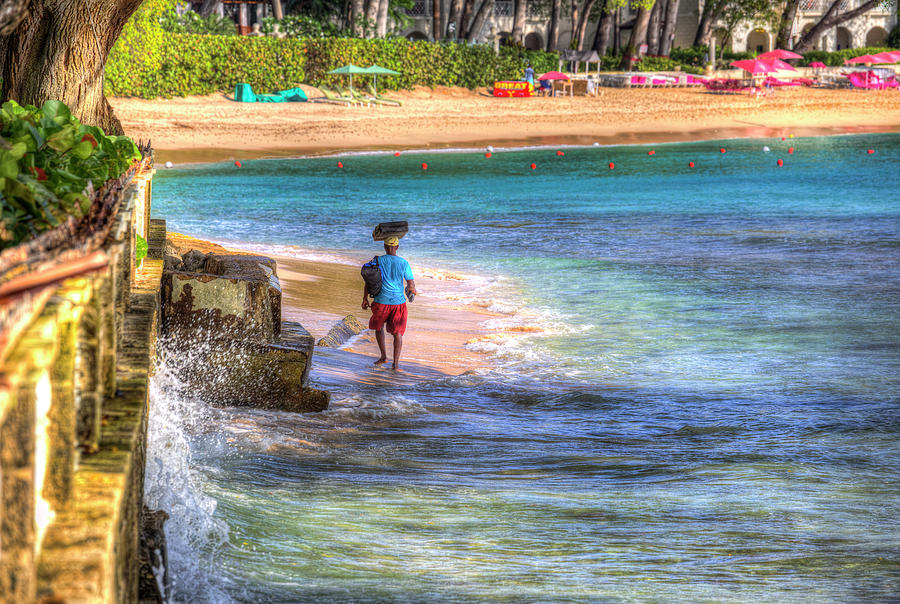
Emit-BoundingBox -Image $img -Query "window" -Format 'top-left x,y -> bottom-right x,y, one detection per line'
405,0 -> 430,17
494,0 -> 513,16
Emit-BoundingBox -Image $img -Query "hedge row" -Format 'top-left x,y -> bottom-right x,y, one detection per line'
106,32 -> 559,98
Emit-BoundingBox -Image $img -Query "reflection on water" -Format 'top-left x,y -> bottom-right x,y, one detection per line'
147,134 -> 900,602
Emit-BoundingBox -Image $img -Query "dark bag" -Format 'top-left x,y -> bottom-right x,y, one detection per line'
361,256 -> 382,297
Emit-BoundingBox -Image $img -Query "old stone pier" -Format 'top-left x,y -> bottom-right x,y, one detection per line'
0,161 -> 327,602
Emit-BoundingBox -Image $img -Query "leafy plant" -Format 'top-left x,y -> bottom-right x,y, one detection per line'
259,15 -> 339,37
135,233 -> 148,267
0,99 -> 141,249
160,10 -> 238,35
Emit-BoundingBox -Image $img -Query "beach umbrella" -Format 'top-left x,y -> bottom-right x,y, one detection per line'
808,61 -> 827,68
758,49 -> 803,60
362,64 -> 401,97
327,64 -> 369,94
844,54 -> 883,65
730,59 -> 776,75
872,51 -> 900,64
760,57 -> 797,72
538,71 -> 570,81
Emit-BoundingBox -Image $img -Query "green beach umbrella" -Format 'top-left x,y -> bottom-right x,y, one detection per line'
363,65 -> 401,97
327,64 -> 369,94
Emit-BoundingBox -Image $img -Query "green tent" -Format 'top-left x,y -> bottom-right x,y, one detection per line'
327,64 -> 369,94
362,65 -> 401,97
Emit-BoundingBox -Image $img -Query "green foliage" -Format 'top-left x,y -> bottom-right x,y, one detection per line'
160,10 -> 238,35
106,33 -> 559,97
0,100 -> 141,249
135,233 -> 148,267
801,46 -> 898,66
260,15 -> 339,37
889,24 -> 900,48
634,56 -> 703,74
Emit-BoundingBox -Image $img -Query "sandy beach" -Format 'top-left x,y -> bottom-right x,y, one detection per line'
111,85 -> 900,163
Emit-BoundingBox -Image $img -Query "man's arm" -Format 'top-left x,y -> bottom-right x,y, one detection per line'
406,279 -> 417,295
362,285 -> 370,310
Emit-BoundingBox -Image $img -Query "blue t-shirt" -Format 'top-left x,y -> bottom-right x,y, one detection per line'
374,254 -> 414,305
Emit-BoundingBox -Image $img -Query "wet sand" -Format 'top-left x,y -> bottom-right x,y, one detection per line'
111,85 -> 900,164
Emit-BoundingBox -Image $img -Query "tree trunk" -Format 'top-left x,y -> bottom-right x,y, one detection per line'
693,0 -> 724,46
512,0 -> 527,43
198,0 -> 219,17
460,0 -> 475,39
466,0 -> 495,40
647,0 -> 662,55
794,0 -> 877,52
447,0 -> 464,38
612,6 -> 620,54
569,0 -> 580,50
272,0 -> 284,20
658,0 -> 680,56
617,3 -> 653,70
364,0 -> 379,36
593,7 -> 612,55
433,0 -> 442,40
377,0 -> 390,36
574,0 -> 598,50
775,0 -> 800,49
350,0 -> 365,34
0,0 -> 144,135
547,0 -> 561,50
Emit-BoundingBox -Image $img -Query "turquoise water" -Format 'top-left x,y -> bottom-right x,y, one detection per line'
147,134 -> 900,602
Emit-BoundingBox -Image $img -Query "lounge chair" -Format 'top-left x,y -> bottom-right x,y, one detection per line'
366,83 -> 402,106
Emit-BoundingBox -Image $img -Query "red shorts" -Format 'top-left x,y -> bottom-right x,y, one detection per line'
369,302 -> 408,335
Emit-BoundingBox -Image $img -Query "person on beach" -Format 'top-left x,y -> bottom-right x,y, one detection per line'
362,236 -> 417,370
524,64 -> 535,87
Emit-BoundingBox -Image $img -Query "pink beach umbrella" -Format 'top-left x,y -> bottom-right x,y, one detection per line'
808,61 -> 827,68
872,51 -> 900,64
845,54 -> 884,65
730,59 -> 776,75
538,71 -> 570,81
760,57 -> 797,71
758,49 -> 803,60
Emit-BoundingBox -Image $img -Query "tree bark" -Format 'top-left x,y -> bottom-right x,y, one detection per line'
775,0 -> 800,49
574,0 -> 598,50
693,0 -> 725,46
647,0 -> 662,55
364,0 -> 379,36
793,0 -> 877,52
0,0 -> 144,135
658,0 -> 680,56
376,0 -> 390,36
433,0 -> 442,40
618,3 -> 653,70
512,0 -> 527,44
547,0 -> 561,50
198,0 -> 219,18
459,0 -> 475,39
272,0 -> 284,20
593,7 -> 612,55
570,0 -> 580,50
466,0 -> 495,40
447,0 -> 464,38
350,0 -> 365,35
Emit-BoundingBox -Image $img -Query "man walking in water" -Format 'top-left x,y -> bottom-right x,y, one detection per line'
362,236 -> 417,370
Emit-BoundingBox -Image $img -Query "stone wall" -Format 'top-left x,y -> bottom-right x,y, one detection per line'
0,165 -> 162,603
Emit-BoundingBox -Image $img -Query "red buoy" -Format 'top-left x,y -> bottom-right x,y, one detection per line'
689,161 -> 695,168
788,147 -> 794,154
720,148 -> 726,153
648,150 -> 655,156
867,149 -> 875,154
234,161 -> 241,167
608,162 -> 615,169
777,159 -> 784,167
557,150 -> 565,156
781,136 -> 786,141
485,152 -> 492,158
422,163 -> 428,170
337,161 -> 343,168
530,163 -> 537,170
394,152 -> 400,157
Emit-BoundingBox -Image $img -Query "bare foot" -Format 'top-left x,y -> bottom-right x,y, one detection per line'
391,365 -> 402,372
374,357 -> 388,366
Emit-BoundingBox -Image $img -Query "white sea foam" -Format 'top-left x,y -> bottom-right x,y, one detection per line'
205,239 -> 361,266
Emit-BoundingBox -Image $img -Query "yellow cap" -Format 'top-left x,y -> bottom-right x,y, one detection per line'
384,236 -> 400,246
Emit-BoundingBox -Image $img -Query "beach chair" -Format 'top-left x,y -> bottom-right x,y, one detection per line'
366,83 -> 402,106
315,86 -> 353,106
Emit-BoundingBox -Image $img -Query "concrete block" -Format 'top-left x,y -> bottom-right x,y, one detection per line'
317,314 -> 366,348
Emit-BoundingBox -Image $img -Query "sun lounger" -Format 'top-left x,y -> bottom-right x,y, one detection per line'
233,83 -> 308,103
366,83 -> 402,106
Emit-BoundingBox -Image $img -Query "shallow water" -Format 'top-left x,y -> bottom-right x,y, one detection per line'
147,134 -> 900,602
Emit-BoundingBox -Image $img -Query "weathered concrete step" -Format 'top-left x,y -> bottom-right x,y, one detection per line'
317,314 -> 366,348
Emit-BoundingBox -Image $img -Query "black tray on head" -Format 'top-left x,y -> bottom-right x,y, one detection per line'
373,221 -> 409,241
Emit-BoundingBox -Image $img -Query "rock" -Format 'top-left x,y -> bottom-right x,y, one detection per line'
163,254 -> 182,271
138,506 -> 169,603
180,249 -> 206,272
317,314 -> 366,348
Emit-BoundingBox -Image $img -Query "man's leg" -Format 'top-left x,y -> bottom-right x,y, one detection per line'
374,327 -> 388,365
391,332 -> 403,370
